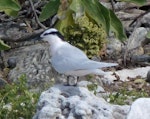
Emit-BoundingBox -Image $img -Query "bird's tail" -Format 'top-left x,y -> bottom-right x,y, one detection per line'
99,62 -> 118,68
90,69 -> 107,76
84,60 -> 118,69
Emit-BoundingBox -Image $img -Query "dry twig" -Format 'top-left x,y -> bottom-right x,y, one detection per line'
110,0 -> 115,11
129,9 -> 150,27
29,0 -> 47,29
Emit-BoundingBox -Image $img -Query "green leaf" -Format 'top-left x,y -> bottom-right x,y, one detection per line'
81,0 -> 110,34
109,9 -> 127,41
93,0 -> 110,34
146,31 -> 150,39
39,0 -> 60,22
0,0 -> 20,16
69,0 -> 84,18
0,39 -> 11,51
55,10 -> 74,33
4,8 -> 18,16
121,0 -> 147,5
0,0 -> 20,11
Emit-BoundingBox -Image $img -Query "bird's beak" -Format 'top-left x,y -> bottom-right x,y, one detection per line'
30,31 -> 43,42
40,33 -> 44,38
32,34 -> 41,41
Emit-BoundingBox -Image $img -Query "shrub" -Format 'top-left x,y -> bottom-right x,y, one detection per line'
0,74 -> 40,119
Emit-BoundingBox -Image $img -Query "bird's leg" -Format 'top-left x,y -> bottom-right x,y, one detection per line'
65,76 -> 70,86
73,76 -> 79,86
65,76 -> 79,86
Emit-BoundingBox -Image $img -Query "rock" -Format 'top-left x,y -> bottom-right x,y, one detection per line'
7,57 -> 17,68
116,10 -> 144,29
146,70 -> 150,83
134,79 -> 145,84
106,37 -> 123,60
0,22 -> 43,43
33,84 -> 130,119
78,81 -> 105,94
103,66 -> 150,82
131,55 -> 150,64
127,98 -> 150,119
144,44 -> 150,55
124,27 -> 148,64
77,81 -> 92,87
4,43 -> 56,91
140,13 -> 150,28
127,27 -> 147,52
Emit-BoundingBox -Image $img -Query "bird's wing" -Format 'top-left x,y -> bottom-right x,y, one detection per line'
78,60 -> 118,69
51,42 -> 118,73
51,42 -> 89,73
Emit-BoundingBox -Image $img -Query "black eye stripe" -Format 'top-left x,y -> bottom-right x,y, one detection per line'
43,31 -> 65,41
43,31 -> 57,36
43,33 -> 50,36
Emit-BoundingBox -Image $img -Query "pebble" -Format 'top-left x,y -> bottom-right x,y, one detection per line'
7,57 -> 17,68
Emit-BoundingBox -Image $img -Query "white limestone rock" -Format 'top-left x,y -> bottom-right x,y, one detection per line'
33,83 -> 129,119
103,66 -> 150,82
127,27 -> 148,51
127,98 -> 150,119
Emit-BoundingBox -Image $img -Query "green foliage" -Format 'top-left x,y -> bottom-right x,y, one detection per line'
63,14 -> 106,58
0,74 -> 40,119
80,0 -> 126,41
41,0 -> 126,42
121,0 -> 147,5
52,0 -> 127,57
0,0 -> 21,16
39,0 -> 60,22
0,39 -> 11,51
80,0 -> 110,34
109,9 -> 127,41
108,88 -> 149,105
87,83 -> 98,95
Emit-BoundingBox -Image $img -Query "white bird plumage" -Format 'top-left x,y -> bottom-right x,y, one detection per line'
40,28 -> 118,77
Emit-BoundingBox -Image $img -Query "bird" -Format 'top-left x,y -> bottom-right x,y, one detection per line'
40,28 -> 118,85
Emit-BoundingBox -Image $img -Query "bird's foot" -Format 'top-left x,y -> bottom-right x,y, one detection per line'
64,76 -> 79,86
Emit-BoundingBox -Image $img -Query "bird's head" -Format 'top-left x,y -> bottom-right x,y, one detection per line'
40,28 -> 64,43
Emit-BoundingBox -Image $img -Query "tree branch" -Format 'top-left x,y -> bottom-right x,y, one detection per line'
29,0 -> 47,30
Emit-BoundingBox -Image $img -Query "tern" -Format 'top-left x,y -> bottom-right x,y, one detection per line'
40,28 -> 118,85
